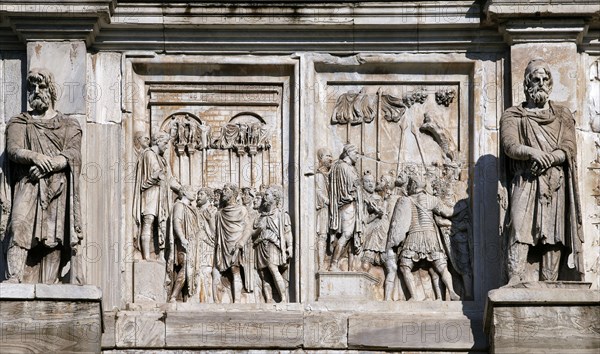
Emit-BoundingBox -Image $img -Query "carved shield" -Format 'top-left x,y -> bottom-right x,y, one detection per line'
386,195 -> 412,250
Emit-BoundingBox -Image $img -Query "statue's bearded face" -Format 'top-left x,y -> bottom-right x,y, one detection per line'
347,149 -> 359,165
27,78 -> 52,112
525,68 -> 552,106
262,189 -> 276,207
220,185 -> 235,204
197,190 -> 209,206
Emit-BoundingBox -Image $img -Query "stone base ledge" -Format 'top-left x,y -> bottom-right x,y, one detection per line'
0,284 -> 103,353
102,302 -> 486,351
484,282 -> 600,354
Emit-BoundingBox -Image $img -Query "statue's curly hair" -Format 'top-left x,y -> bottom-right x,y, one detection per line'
27,68 -> 58,106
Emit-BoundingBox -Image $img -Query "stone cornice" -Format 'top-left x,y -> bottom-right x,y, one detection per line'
485,0 -> 600,21
110,1 -> 482,28
1,1 -> 598,52
0,0 -> 116,45
96,1 -> 500,53
485,0 -> 599,44
500,19 -> 588,44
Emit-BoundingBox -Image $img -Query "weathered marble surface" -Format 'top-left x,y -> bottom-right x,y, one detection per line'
0,284 -> 103,353
484,283 -> 600,354
100,302 -> 484,351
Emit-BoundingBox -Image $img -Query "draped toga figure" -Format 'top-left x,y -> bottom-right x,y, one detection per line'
169,185 -> 200,302
133,131 -> 180,261
3,69 -> 84,284
329,144 -> 363,271
214,183 -> 249,303
500,58 -> 583,283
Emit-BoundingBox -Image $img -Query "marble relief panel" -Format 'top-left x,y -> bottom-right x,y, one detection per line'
123,58 -> 299,305
310,60 -> 476,302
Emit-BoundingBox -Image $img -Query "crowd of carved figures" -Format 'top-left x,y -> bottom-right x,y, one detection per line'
319,86 -> 472,301
316,145 -> 472,301
132,124 -> 292,304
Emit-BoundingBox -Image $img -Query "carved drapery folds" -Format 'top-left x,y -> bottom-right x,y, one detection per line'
331,89 -> 430,125
318,85 -> 472,301
132,110 -> 288,304
211,121 -> 272,156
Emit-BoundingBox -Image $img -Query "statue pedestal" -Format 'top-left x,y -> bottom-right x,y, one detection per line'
484,282 -> 600,354
0,283 -> 103,353
133,260 -> 167,303
316,271 -> 379,301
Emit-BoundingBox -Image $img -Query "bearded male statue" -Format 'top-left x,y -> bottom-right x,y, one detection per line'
2,69 -> 84,284
500,58 -> 583,284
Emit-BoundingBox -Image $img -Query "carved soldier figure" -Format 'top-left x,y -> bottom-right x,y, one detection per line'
133,132 -> 179,260
253,186 -> 293,302
2,69 -> 84,284
329,144 -> 364,271
390,175 -> 460,301
361,173 -> 391,272
214,183 -> 249,303
169,185 -> 200,302
500,58 -> 583,283
315,148 -> 333,271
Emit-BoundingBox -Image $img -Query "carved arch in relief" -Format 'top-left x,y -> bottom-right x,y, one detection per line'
160,111 -> 210,186
213,112 -> 272,188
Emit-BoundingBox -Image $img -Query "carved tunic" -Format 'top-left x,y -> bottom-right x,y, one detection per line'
172,200 -> 200,295
5,112 -> 83,252
401,192 -> 450,262
500,102 -> 583,273
254,209 -> 292,269
363,193 -> 389,253
197,204 -> 216,267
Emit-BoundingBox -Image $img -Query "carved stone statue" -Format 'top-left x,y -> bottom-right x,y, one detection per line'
253,186 -> 293,302
214,183 -> 249,303
2,68 -> 84,284
500,58 -> 583,283
315,148 -> 333,271
169,185 -> 200,302
196,187 -> 217,303
361,172 -> 391,272
329,144 -> 364,271
133,131 -> 180,260
133,131 -> 151,155
390,175 -> 460,301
